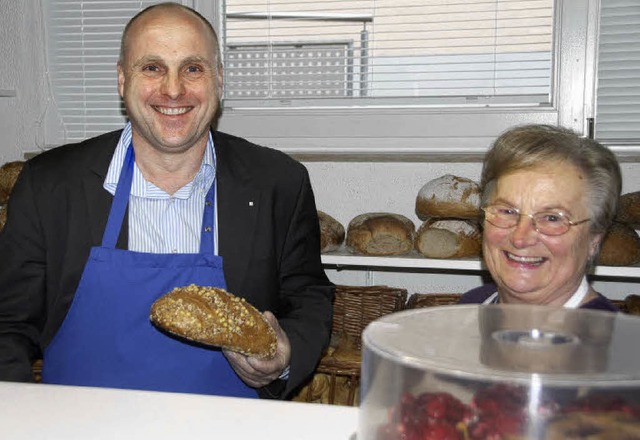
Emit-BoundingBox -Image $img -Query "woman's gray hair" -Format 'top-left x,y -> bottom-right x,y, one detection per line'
481,124 -> 621,238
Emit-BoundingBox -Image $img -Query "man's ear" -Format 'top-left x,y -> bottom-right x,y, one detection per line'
117,63 -> 125,98
217,65 -> 224,94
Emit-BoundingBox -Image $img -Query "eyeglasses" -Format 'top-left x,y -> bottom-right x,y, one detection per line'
481,205 -> 590,236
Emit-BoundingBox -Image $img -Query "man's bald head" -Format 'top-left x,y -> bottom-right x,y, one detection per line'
118,2 -> 221,69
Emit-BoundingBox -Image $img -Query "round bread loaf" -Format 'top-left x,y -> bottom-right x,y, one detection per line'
597,222 -> 640,266
346,212 -> 415,256
415,174 -> 481,220
616,191 -> 640,228
150,284 -> 277,358
414,219 -> 482,259
0,161 -> 24,204
318,210 -> 345,253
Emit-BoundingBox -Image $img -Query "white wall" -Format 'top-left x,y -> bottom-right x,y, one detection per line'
1,1 -> 639,300
0,2 -> 49,164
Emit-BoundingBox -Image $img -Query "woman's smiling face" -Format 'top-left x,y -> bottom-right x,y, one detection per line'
482,161 -> 601,306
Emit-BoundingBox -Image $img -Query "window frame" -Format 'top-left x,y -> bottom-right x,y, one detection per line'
196,0 -> 600,159
46,0 -> 635,159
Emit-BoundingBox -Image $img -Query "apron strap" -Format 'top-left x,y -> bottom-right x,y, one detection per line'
200,179 -> 217,255
102,144 -> 135,249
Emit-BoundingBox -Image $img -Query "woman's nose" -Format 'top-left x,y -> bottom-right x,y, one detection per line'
510,214 -> 539,247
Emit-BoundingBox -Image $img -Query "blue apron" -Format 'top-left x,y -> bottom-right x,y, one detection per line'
42,145 -> 257,397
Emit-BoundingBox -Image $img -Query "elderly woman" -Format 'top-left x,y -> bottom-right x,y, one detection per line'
459,124 -> 622,311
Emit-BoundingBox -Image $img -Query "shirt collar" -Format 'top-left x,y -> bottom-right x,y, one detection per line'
104,123 -> 216,198
485,276 -> 589,308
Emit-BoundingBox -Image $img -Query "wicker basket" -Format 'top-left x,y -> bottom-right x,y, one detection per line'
292,360 -> 361,406
331,285 -> 408,350
293,284 -> 408,406
406,293 -> 462,309
32,359 -> 42,383
611,299 -> 627,313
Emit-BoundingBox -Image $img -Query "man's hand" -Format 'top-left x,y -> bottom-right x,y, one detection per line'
223,311 -> 291,388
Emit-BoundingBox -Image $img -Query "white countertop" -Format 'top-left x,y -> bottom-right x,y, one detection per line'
0,382 -> 358,440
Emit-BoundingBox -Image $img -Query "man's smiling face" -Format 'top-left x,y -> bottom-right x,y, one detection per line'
117,7 -> 222,155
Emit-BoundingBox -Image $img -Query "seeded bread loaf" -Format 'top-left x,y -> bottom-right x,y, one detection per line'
415,174 -> 481,220
414,218 -> 482,259
150,284 -> 277,358
318,210 -> 345,253
346,212 -> 415,256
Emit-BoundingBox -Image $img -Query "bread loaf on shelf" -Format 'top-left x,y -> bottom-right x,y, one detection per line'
318,210 -> 345,253
346,212 -> 415,256
415,174 -> 481,221
414,218 -> 482,259
0,161 -> 24,205
616,191 -> 640,228
597,222 -> 640,266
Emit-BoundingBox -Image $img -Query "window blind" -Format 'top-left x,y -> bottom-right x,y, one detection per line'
46,0 -> 188,143
595,0 -> 640,143
221,0 -> 555,108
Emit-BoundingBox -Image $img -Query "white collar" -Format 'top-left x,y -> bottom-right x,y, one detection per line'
483,276 -> 589,308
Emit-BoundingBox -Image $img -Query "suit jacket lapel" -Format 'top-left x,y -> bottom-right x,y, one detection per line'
84,132 -> 128,249
214,134 -> 261,294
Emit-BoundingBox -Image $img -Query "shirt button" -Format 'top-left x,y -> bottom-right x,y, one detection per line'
172,249 -> 178,253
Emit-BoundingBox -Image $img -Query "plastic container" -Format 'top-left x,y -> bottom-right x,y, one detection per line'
359,304 -> 640,439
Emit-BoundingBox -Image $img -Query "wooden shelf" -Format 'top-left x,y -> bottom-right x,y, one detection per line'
321,251 -> 640,280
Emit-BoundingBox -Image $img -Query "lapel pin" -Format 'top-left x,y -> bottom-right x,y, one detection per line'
249,201 -> 254,207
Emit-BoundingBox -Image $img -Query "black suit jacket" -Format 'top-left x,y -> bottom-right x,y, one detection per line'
0,130 -> 334,399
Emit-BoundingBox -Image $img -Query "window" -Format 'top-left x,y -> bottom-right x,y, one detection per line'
43,1 -> 604,157
594,0 -> 640,146
224,42 -> 354,99
44,0 -> 192,145
216,0 -> 593,157
222,0 -> 554,107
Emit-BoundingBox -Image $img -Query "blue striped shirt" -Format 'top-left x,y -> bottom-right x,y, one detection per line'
103,123 -> 217,254
105,126 -> 290,377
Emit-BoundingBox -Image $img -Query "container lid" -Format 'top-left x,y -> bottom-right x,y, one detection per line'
363,304 -> 640,385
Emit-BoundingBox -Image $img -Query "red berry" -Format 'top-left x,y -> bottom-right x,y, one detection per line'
419,422 -> 462,440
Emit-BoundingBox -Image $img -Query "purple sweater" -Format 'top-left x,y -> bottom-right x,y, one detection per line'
458,283 -> 620,312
